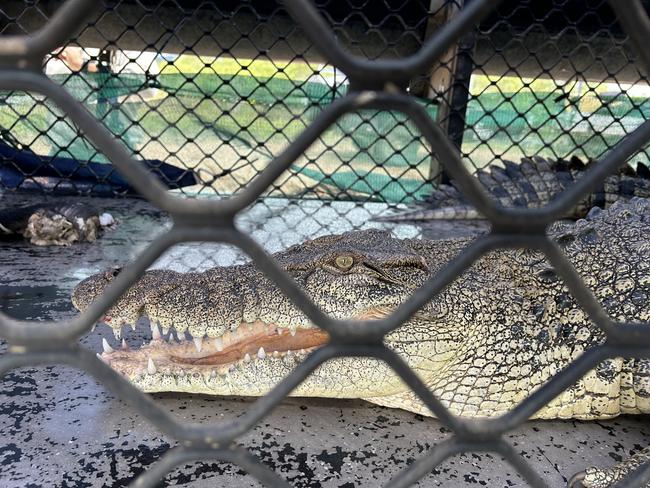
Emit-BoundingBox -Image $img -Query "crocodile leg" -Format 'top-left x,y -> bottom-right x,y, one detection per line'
568,446 -> 650,487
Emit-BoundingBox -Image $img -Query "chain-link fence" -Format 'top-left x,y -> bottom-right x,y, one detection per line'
1,0 -> 650,486
3,1 -> 650,206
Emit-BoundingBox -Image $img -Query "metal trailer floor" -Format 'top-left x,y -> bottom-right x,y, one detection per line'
0,193 -> 648,488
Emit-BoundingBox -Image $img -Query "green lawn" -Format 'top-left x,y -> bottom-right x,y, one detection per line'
160,55 -> 319,81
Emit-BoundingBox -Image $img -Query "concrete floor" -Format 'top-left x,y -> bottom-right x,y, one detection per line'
0,193 -> 648,488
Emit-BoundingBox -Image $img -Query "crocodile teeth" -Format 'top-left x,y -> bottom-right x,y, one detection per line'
151,323 -> 162,342
243,353 -> 251,363
257,347 -> 266,359
102,338 -> 114,354
290,328 -> 297,337
121,338 -> 129,350
272,350 -> 280,358
214,338 -> 223,351
113,328 -> 122,340
193,336 -> 203,353
147,357 -> 157,375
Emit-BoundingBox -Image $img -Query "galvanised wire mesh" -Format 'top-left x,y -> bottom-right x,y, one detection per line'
1,0 -> 650,487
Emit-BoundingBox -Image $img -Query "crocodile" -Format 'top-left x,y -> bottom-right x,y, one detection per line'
376,156 -> 650,222
71,198 -> 650,487
0,202 -> 115,245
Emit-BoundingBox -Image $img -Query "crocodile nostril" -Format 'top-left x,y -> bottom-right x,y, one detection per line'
105,267 -> 122,280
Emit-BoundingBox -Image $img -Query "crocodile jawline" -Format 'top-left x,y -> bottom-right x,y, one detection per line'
98,320 -> 329,374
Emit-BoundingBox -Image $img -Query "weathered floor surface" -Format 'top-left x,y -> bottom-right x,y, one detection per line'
0,193 -> 648,488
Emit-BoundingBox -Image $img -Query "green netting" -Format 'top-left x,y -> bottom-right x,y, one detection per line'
463,90 -> 650,169
2,71 -> 649,203
0,72 -> 436,202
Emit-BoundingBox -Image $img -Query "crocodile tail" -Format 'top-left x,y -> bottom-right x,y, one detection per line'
374,205 -> 482,222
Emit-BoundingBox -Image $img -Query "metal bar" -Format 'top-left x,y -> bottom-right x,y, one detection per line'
439,22 -> 476,170
2,0 -> 650,486
426,0 -> 477,183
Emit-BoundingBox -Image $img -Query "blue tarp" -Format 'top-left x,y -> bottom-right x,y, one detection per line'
0,140 -> 198,196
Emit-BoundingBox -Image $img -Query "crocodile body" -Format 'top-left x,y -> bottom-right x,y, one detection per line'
72,198 -> 650,487
377,156 -> 650,222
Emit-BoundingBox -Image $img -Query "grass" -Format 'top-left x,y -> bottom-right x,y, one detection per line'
159,55 -> 319,81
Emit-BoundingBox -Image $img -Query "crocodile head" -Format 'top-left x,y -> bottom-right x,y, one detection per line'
71,198 -> 650,420
72,230 -> 467,401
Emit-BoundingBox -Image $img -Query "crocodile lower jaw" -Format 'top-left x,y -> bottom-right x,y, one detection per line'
96,320 -> 329,379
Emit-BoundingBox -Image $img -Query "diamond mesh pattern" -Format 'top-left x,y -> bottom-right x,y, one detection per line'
1,0 -> 650,487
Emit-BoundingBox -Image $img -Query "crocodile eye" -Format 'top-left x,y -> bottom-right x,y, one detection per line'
334,255 -> 354,271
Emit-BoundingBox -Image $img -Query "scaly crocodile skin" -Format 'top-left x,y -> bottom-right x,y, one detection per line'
72,198 -> 650,487
377,156 -> 650,221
